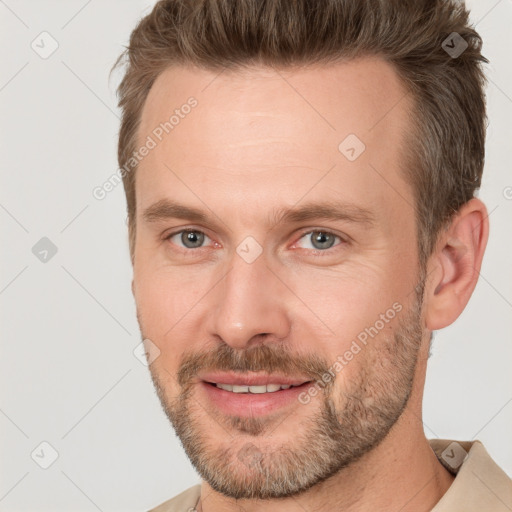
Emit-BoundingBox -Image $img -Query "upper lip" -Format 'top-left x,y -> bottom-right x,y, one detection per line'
199,371 -> 312,387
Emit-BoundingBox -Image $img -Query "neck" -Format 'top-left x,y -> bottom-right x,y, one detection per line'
198,411 -> 455,512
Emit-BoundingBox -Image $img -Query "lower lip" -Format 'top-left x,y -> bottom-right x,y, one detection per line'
200,381 -> 313,416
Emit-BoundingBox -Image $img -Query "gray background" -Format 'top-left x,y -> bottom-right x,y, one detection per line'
1,0 -> 511,510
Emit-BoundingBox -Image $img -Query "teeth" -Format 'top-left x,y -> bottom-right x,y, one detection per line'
215,383 -> 296,393
245,385 -> 266,394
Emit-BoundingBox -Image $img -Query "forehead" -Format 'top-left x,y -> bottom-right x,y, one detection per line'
136,57 -> 415,226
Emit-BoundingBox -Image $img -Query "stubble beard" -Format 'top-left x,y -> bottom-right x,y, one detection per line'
145,279 -> 425,500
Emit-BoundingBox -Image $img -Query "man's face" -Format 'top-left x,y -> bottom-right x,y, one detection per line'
132,58 -> 428,499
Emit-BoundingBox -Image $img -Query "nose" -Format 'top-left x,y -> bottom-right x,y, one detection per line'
209,248 -> 291,350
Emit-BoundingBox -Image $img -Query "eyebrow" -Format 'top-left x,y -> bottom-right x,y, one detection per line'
141,199 -> 376,229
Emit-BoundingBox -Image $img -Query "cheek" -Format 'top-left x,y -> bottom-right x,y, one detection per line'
133,276 -> 188,390
133,265 -> 218,368
288,266 -> 387,328
134,263 -> 200,324
133,266 -> 193,366
286,262 -> 409,371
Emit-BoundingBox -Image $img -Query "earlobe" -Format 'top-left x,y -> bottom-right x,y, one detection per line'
424,198 -> 489,331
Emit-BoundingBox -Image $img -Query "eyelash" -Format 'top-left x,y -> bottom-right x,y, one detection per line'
163,228 -> 346,257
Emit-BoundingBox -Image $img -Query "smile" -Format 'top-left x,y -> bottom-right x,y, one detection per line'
211,383 -> 303,393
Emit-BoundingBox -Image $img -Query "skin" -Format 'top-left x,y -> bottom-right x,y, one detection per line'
131,57 -> 489,511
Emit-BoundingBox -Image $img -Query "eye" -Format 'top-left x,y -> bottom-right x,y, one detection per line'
165,229 -> 212,250
294,230 -> 343,252
163,228 -> 345,256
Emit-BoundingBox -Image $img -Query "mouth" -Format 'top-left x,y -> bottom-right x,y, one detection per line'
205,382 -> 307,393
198,371 -> 312,388
197,373 -> 315,416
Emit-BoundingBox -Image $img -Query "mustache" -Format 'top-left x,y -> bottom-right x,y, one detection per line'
177,342 -> 331,389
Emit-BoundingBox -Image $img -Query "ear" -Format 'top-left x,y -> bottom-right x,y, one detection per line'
424,198 -> 489,331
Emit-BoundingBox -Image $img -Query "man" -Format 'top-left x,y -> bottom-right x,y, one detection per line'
113,0 -> 512,510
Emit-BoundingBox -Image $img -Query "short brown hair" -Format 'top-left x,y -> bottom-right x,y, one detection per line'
113,0 -> 488,269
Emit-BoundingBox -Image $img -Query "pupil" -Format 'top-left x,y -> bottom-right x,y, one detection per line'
313,231 -> 334,250
182,231 -> 204,248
